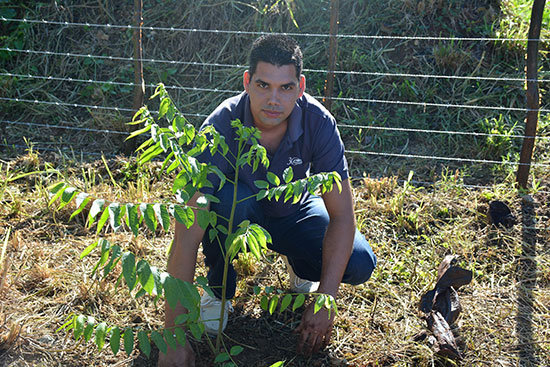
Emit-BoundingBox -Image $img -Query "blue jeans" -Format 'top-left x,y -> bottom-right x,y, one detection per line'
202,182 -> 377,299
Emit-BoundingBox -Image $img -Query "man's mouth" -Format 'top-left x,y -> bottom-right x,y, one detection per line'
263,109 -> 282,118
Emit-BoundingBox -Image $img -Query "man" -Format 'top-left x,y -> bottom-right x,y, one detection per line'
159,34 -> 376,366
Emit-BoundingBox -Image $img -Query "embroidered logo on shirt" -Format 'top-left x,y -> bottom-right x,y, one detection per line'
287,157 -> 303,166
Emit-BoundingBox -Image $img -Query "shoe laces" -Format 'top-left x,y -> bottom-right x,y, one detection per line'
201,293 -> 234,312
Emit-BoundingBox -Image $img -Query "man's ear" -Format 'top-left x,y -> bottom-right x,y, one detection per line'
243,70 -> 251,92
298,75 -> 306,98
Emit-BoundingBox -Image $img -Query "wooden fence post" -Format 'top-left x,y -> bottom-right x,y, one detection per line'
323,0 -> 339,112
124,0 -> 145,155
516,0 -> 546,188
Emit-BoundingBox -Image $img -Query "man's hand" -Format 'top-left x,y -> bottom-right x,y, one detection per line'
295,301 -> 335,356
157,342 -> 195,367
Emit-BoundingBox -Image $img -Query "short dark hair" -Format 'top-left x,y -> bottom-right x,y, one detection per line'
248,34 -> 303,79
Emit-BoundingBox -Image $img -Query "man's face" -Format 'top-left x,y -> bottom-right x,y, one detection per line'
243,61 -> 305,130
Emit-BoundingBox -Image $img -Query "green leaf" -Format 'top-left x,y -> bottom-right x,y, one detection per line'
123,328 -> 134,356
173,205 -> 195,229
121,252 -> 137,291
253,286 -> 261,295
138,330 -> 151,358
108,203 -> 123,231
196,209 -> 210,229
137,260 -> 154,295
80,239 -> 99,259
280,294 -> 292,312
292,294 -> 305,311
96,207 -> 110,234
230,345 -> 244,356
269,362 -> 285,367
49,181 -> 65,195
268,295 -> 279,315
314,294 -> 326,314
58,186 -> 77,210
110,326 -> 121,355
69,192 -> 91,221
103,245 -> 121,278
126,204 -> 139,237
154,203 -> 171,231
126,124 -> 152,140
215,352 -> 230,363
158,97 -> 170,119
151,330 -> 167,354
283,167 -> 293,183
95,322 -> 107,351
163,275 -> 179,309
83,316 -> 95,342
48,183 -> 67,207
174,313 -> 189,325
174,327 -> 187,347
140,204 -> 157,232
256,189 -> 268,201
74,315 -> 86,340
260,295 -> 269,311
88,199 -> 105,225
267,171 -> 280,186
254,180 -> 269,189
163,328 -> 177,351
189,322 -> 203,340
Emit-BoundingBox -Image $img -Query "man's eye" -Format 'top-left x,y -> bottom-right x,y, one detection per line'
258,83 -> 268,89
282,85 -> 293,91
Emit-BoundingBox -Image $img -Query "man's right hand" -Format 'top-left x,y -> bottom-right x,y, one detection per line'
157,342 -> 195,367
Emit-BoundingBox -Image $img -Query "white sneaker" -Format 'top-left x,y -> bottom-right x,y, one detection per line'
200,292 -> 233,336
282,256 -> 320,293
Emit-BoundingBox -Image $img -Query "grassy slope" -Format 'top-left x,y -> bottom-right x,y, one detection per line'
0,0 -> 549,366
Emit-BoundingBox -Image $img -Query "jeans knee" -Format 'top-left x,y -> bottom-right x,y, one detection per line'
342,238 -> 376,285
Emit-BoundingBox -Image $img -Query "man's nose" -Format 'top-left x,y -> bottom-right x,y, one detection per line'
267,89 -> 280,105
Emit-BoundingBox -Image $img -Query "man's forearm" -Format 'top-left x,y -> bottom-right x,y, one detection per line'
317,217 -> 355,298
164,193 -> 208,329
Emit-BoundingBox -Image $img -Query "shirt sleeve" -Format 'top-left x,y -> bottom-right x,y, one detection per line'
310,115 -> 349,180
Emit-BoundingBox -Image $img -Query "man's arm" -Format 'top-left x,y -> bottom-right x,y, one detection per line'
158,192 -> 208,367
295,178 -> 355,355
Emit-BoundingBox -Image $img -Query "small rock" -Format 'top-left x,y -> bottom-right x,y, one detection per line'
521,195 -> 535,205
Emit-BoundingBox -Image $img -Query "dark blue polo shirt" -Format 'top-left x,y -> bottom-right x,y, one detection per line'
196,92 -> 349,217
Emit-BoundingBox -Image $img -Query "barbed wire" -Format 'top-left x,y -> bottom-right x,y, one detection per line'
4,72 -> 549,140
0,119 -> 128,135
3,139 -> 550,199
0,96 -> 209,118
2,56 -> 549,113
350,175 -> 550,195
345,149 -> 550,168
2,17 -> 549,42
1,47 -> 547,83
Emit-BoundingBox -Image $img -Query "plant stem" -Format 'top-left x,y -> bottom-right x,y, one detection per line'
215,140 -> 244,352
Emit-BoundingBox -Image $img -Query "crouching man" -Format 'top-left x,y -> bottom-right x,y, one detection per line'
158,34 -> 376,367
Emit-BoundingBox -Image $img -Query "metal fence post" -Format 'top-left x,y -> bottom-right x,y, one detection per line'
516,0 -> 546,188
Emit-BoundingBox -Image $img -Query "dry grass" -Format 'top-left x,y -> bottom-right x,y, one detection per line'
0,151 -> 549,366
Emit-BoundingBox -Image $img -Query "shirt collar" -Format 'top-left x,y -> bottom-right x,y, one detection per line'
244,93 -> 304,143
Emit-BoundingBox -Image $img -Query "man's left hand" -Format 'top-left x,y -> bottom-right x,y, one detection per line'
295,301 -> 335,356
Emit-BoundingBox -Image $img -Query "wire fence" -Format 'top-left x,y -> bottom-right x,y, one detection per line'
1,7 -> 549,191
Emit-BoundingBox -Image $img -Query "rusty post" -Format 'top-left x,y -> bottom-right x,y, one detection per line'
516,0 -> 546,188
323,0 -> 339,112
124,0 -> 145,155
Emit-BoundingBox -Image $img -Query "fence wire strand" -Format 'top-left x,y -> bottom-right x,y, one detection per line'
2,48 -> 548,84
2,17 -> 550,42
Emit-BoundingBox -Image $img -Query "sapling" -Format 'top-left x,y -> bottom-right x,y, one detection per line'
51,84 -> 339,365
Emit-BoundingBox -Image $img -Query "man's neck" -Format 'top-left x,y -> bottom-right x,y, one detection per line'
257,120 -> 288,155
